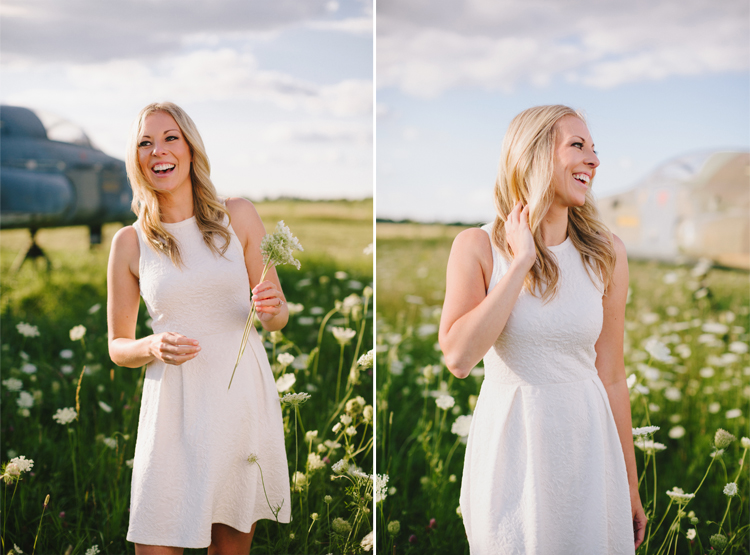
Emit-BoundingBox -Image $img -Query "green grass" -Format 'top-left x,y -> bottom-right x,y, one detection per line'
376,222 -> 750,554
1,200 -> 373,554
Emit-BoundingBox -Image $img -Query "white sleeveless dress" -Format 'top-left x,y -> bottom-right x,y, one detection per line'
459,225 -> 634,554
126,215 -> 291,548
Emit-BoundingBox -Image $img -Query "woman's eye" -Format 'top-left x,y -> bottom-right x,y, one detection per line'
166,135 -> 179,141
138,141 -> 150,147
572,142 -> 583,149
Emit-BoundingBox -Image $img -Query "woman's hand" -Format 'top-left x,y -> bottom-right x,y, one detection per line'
632,491 -> 647,549
505,201 -> 536,269
149,332 -> 201,365
252,280 -> 286,322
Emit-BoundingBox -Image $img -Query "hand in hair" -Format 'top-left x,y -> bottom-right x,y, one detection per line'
505,202 -> 536,270
149,332 -> 201,366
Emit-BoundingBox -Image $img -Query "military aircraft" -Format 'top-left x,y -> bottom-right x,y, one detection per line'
0,105 -> 134,269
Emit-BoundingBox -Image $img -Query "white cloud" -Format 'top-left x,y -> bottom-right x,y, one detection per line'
377,0 -> 749,96
306,17 -> 373,35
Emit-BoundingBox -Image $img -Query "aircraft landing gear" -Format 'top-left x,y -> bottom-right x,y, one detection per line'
10,229 -> 51,273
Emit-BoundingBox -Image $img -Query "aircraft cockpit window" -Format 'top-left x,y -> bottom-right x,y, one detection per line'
33,109 -> 95,148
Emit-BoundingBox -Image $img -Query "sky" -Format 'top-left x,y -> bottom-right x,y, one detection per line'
1,0 -> 373,201
376,0 -> 750,223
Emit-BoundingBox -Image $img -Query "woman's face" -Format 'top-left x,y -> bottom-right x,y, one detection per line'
550,115 -> 599,208
137,111 -> 192,195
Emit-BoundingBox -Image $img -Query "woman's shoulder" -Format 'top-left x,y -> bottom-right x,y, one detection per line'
109,225 -> 140,276
450,226 -> 495,282
225,197 -> 261,223
224,197 -> 266,245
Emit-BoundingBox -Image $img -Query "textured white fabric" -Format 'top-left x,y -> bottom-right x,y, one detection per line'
126,215 -> 291,548
460,225 -> 634,554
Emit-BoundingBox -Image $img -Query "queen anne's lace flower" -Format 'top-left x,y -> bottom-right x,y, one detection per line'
307,453 -> 326,471
436,395 -> 455,410
2,378 -> 23,392
16,322 -> 40,338
331,327 -> 356,345
291,471 -> 307,491
723,482 -> 738,497
666,487 -> 695,505
741,437 -> 750,449
261,220 -> 304,269
53,407 -> 77,425
715,428 -> 736,449
98,401 -> 112,413
280,392 -> 311,406
85,545 -> 100,555
360,531 -> 373,551
644,338 -> 671,362
634,438 -> 667,453
16,391 -> 34,409
375,474 -> 389,503
69,325 -> 86,341
332,459 -> 348,474
332,517 -> 352,535
686,529 -> 696,540
357,349 -> 374,369
276,373 -> 296,393
10,456 -> 33,473
388,520 -> 400,535
451,415 -> 472,437
632,426 -> 660,437
277,353 -> 295,367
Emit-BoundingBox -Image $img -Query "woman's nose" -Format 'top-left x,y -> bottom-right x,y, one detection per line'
587,150 -> 600,168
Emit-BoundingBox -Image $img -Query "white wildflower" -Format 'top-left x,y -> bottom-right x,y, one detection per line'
280,392 -> 311,406
277,353 -> 295,368
21,363 -> 36,374
61,364 -> 73,374
702,322 -> 729,334
102,437 -> 117,449
436,394 -> 455,410
126,459 -> 134,468
729,341 -> 748,354
16,391 -> 34,409
60,349 -> 74,359
340,414 -> 353,425
85,545 -> 100,555
741,437 -> 750,448
726,408 -> 742,419
687,529 -> 696,540
668,426 -> 685,439
632,426 -> 660,437
723,482 -> 738,497
69,325 -> 86,341
276,373 -> 296,393
634,438 -> 667,453
286,302 -> 304,315
666,487 -> 695,504
644,338 -> 671,362
88,303 -> 101,314
640,313 -> 660,325
332,459 -> 348,474
357,349 -> 374,369
663,387 -> 682,402
361,531 -> 374,551
363,243 -> 373,255
699,367 -> 715,378
261,220 -> 303,270
10,456 -> 34,473
16,322 -> 40,338
53,407 -> 77,425
291,471 -> 307,491
331,517 -> 351,535
626,374 -> 637,389
98,401 -> 112,413
715,429 -> 736,449
345,426 -> 357,436
331,327 -> 356,345
332,422 -> 342,433
452,415 -> 473,437
375,474 -> 389,503
3,378 -> 23,392
305,430 -> 318,442
307,453 -> 326,471
335,271 -> 348,280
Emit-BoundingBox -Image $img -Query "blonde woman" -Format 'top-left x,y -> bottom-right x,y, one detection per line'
439,105 -> 646,553
107,102 -> 291,554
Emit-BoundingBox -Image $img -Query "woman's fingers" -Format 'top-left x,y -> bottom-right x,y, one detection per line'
157,332 -> 200,365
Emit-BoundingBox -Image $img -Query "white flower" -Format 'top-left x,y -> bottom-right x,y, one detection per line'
277,353 -> 295,367
69,325 -> 87,341
21,363 -> 37,374
668,426 -> 685,439
663,387 -> 682,402
261,220 -> 303,270
345,426 -> 357,436
632,426 -> 660,437
85,545 -> 100,555
88,303 -> 101,314
324,439 -> 341,450
61,365 -> 73,375
102,437 -> 117,449
340,414 -> 353,425
305,430 -> 318,442
726,408 -> 742,419
53,407 -> 77,425
361,531 -> 374,551
16,391 -> 34,409
699,367 -> 715,378
276,373 -> 296,393
60,349 -> 74,359
640,313 -> 659,325
729,341 -> 748,354
10,456 -> 34,473
332,422 -> 342,433
342,293 -> 362,313
702,322 -> 729,334
3,378 -> 23,392
357,349 -> 374,369
13,543 -> 24,554
126,459 -> 134,468
687,529 -> 696,540
291,471 -> 307,491
280,392 -> 311,406
375,474 -> 389,503
363,243 -> 373,255
307,453 -> 326,471
626,374 -> 637,389
98,401 -> 112,413
436,394 -> 455,410
332,459 -> 348,474
666,487 -> 695,504
644,338 -> 671,362
723,482 -> 738,497
452,415 -> 473,437
16,322 -> 40,338
634,438 -> 667,453
332,517 -> 352,535
331,326 -> 356,345
741,437 -> 750,449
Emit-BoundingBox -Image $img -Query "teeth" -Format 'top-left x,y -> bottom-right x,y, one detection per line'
573,173 -> 590,184
153,163 -> 175,172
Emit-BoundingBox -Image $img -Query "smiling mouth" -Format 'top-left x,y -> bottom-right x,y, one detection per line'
152,163 -> 175,175
572,173 -> 590,186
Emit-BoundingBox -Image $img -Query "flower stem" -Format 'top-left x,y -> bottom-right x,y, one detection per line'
335,343 -> 345,404
32,494 -> 49,555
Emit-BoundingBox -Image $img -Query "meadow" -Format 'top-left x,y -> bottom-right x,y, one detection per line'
0,199 -> 374,554
376,222 -> 749,554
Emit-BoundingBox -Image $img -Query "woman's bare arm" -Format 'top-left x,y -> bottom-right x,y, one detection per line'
439,203 -> 536,378
226,198 -> 289,332
107,226 -> 200,368
595,234 -> 646,549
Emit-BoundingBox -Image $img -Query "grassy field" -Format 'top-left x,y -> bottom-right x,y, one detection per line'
0,199 -> 373,554
376,222 -> 749,554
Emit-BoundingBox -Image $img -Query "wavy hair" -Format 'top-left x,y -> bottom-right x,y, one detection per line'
490,105 -> 616,301
125,102 -> 231,267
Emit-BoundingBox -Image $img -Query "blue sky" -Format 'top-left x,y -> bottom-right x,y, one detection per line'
1,0 -> 373,201
376,0 -> 750,222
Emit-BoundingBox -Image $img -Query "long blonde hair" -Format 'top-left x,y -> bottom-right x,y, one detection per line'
126,102 -> 231,267
491,105 -> 616,301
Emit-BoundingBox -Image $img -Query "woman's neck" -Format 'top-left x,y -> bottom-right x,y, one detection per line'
158,188 -> 195,223
539,204 -> 569,247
